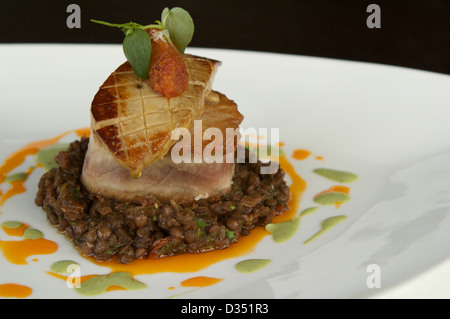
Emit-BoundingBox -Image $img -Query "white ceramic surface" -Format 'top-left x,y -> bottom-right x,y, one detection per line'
0,44 -> 450,299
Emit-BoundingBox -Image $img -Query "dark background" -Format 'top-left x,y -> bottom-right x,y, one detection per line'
1,0 -> 449,74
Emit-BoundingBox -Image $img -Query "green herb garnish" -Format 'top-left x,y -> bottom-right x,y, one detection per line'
225,228 -> 236,241
161,7 -> 194,53
195,218 -> 207,229
122,28 -> 152,79
91,7 -> 194,79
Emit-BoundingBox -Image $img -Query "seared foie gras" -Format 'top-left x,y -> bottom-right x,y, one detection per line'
81,91 -> 244,204
90,55 -> 220,177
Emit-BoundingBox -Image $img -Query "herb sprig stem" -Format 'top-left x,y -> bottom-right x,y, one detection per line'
90,7 -> 194,79
90,19 -> 164,32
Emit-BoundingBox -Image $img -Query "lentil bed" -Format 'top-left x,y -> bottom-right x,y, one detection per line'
35,137 -> 290,263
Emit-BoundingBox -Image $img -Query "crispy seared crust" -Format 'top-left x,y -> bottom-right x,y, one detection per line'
90,54 -> 220,177
188,91 -> 244,152
82,89 -> 244,204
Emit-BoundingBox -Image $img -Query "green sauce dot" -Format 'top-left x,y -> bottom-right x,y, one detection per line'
299,207 -> 319,218
1,221 -> 23,229
50,260 -> 80,275
23,228 -> 44,240
235,259 -> 271,273
265,218 -> 300,243
75,272 -> 147,296
313,168 -> 358,183
35,143 -> 69,171
314,192 -> 350,206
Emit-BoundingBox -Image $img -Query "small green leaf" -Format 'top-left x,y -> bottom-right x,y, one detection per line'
123,28 -> 152,79
161,7 -> 194,53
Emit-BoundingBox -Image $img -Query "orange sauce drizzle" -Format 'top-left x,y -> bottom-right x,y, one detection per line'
274,155 -> 306,222
0,167 -> 35,207
0,283 -> 33,298
1,224 -> 58,265
1,223 -> 29,237
180,276 -> 223,287
92,227 -> 269,276
0,238 -> 58,265
0,128 -> 90,203
0,129 -> 90,264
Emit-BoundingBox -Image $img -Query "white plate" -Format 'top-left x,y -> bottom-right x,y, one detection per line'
1,44 -> 450,299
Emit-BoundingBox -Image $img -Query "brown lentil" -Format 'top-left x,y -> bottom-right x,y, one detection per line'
35,137 -> 290,263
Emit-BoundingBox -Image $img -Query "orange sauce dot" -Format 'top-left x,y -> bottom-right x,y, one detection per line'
0,283 -> 32,298
180,276 -> 223,288
292,149 -> 311,160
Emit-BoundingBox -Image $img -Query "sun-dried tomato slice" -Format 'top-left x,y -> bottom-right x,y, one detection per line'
146,29 -> 188,98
